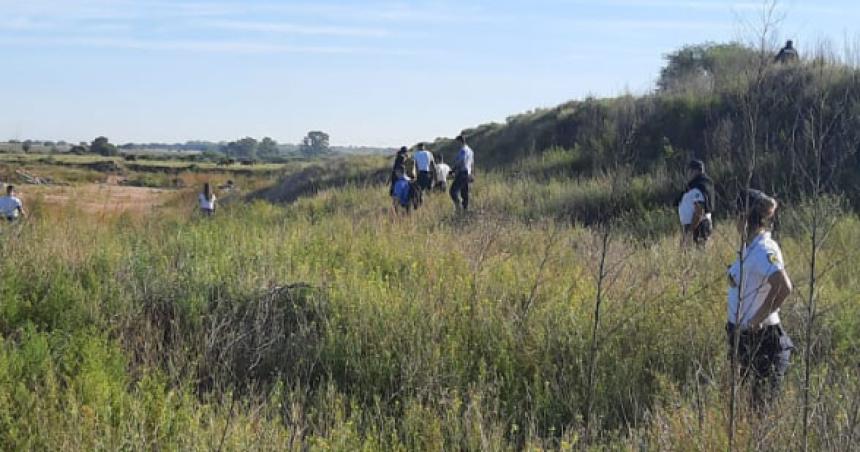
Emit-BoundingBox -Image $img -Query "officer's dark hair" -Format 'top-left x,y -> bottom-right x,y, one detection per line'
417,143 -> 425,150
737,189 -> 778,235
6,185 -> 13,195
688,159 -> 704,172
455,135 -> 466,143
786,40 -> 793,48
398,146 -> 408,153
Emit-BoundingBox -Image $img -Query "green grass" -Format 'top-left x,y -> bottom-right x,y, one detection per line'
0,167 -> 857,450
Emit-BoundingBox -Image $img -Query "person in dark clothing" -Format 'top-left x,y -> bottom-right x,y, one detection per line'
389,146 -> 409,196
775,40 -> 799,64
678,159 -> 715,247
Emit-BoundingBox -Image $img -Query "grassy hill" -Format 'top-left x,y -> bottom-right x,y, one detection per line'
430,43 -> 860,218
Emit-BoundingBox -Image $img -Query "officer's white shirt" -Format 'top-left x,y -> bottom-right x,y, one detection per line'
678,188 -> 711,225
414,150 -> 434,172
0,195 -> 23,218
727,231 -> 785,329
456,145 -> 474,175
198,193 -> 216,210
436,163 -> 451,182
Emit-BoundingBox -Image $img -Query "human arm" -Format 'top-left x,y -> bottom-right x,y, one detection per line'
15,198 -> 25,218
690,203 -> 704,230
748,270 -> 793,329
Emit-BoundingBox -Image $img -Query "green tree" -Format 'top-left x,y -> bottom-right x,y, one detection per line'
258,137 -> 279,160
225,137 -> 258,161
658,43 -> 758,93
301,131 -> 330,156
90,136 -> 118,156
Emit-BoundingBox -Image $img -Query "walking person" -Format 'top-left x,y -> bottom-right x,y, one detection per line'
391,168 -> 418,214
413,143 -> 435,192
434,155 -> 451,192
449,135 -> 474,211
726,189 -> 794,407
0,185 -> 26,222
198,183 -> 217,216
678,159 -> 714,247
390,146 -> 409,196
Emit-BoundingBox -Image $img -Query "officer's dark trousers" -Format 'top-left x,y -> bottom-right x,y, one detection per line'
449,171 -> 470,210
684,219 -> 713,245
417,171 -> 433,191
726,323 -> 793,407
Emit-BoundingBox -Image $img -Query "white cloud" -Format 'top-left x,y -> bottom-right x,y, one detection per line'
0,35 -> 409,55
569,18 -> 731,31
199,19 -> 391,38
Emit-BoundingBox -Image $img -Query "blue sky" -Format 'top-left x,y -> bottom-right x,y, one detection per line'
0,0 -> 857,146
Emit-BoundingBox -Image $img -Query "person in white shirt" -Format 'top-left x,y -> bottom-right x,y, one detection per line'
678,159 -> 714,247
726,189 -> 793,406
0,185 -> 25,221
198,183 -> 217,216
413,143 -> 435,192
449,135 -> 474,211
434,155 -> 451,192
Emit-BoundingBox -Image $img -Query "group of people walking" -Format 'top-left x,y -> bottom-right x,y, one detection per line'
677,159 -> 794,408
389,135 -> 474,214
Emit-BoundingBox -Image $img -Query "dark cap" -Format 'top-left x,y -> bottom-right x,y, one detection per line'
398,146 -> 408,153
687,159 -> 704,171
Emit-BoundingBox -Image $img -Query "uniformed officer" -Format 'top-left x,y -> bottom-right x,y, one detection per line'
449,135 -> 474,211
678,159 -> 714,247
413,143 -> 436,193
726,189 -> 794,406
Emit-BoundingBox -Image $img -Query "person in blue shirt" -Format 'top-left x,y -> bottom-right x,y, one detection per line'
391,168 -> 415,214
449,135 -> 474,211
389,146 -> 409,196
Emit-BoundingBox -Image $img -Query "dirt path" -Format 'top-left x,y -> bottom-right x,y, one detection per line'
21,183 -> 175,214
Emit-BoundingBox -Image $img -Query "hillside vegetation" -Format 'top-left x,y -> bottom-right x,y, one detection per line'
433,43 -> 860,220
1,42 -> 859,450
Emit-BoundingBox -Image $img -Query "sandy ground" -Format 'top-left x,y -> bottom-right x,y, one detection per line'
20,183 -> 175,214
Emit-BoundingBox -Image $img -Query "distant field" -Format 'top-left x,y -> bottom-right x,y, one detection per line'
0,152 -> 292,172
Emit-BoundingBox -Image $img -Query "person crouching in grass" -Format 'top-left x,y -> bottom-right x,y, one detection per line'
0,185 -> 26,222
391,168 -> 421,214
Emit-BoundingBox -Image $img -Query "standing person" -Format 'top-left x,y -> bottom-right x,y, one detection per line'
413,143 -> 436,192
434,155 -> 451,192
449,135 -> 474,211
0,185 -> 25,221
390,146 -> 409,196
727,189 -> 794,407
775,40 -> 799,64
391,168 -> 416,214
198,183 -> 216,216
678,159 -> 714,247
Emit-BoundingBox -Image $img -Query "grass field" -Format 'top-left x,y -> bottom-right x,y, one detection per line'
0,152 -> 292,171
0,157 -> 857,450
